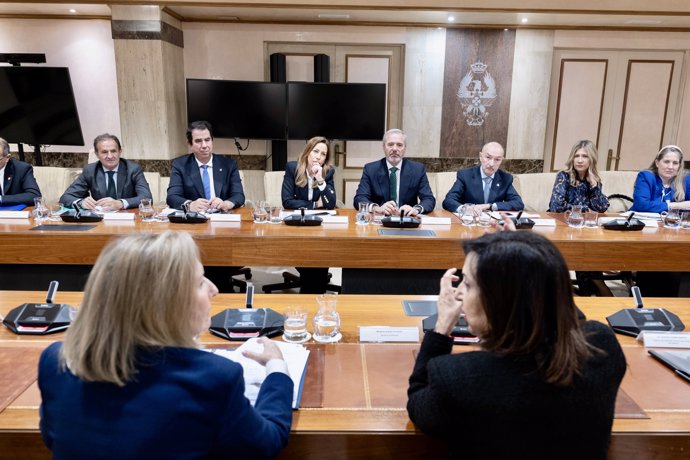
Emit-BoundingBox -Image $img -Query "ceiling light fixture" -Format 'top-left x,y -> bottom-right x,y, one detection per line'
317,13 -> 351,19
448,16 -> 455,22
69,8 -> 77,13
521,17 -> 528,24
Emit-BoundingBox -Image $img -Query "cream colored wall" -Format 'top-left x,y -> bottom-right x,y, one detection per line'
0,18 -> 120,153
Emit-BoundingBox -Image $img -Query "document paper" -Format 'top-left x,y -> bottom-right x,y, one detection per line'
208,339 -> 310,409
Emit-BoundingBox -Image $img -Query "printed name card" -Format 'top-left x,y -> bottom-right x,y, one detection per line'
359,326 -> 420,342
638,331 -> 690,348
209,213 -> 241,222
0,211 -> 30,219
103,212 -> 135,221
420,216 -> 452,225
321,215 -> 348,224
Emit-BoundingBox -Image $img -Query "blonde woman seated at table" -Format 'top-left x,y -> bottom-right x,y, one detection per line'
281,136 -> 336,293
548,139 -> 609,213
630,144 -> 690,213
407,231 -> 626,459
38,232 -> 293,460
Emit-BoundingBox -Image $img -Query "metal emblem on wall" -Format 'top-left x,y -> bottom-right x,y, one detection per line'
457,61 -> 496,126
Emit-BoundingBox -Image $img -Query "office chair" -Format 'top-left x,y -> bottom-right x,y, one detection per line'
262,269 -> 341,293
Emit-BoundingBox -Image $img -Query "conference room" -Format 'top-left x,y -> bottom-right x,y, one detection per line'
1,1 -> 690,459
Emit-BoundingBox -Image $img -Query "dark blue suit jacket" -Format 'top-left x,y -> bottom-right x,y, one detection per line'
39,342 -> 293,460
281,161 -> 336,209
60,159 -> 152,209
167,153 -> 245,209
0,158 -> 41,206
442,166 -> 524,212
353,158 -> 435,212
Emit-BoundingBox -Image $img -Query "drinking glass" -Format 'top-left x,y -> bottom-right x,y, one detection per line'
313,294 -> 341,343
139,198 -> 155,222
584,210 -> 598,228
154,202 -> 168,222
47,201 -> 62,221
477,211 -> 491,227
253,201 -> 269,223
459,204 -> 476,226
269,205 -> 282,224
33,197 -> 49,223
371,207 -> 384,225
356,202 -> 371,225
681,211 -> 690,229
283,306 -> 310,343
661,209 -> 681,228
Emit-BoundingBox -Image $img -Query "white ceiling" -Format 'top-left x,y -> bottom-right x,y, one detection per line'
0,2 -> 689,31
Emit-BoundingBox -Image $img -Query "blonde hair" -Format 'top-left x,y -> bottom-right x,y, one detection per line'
61,231 -> 201,386
563,140 -> 601,187
650,145 -> 686,201
295,136 -> 332,188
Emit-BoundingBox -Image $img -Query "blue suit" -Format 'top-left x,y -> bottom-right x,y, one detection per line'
442,166 -> 523,212
0,158 -> 41,206
60,159 -> 152,209
630,170 -> 690,213
282,161 -> 336,209
353,158 -> 435,212
39,342 -> 293,460
167,153 -> 245,210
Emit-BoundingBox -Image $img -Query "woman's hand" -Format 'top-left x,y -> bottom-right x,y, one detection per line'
311,163 -> 324,183
242,337 -> 284,366
434,268 -> 462,335
669,201 -> 690,211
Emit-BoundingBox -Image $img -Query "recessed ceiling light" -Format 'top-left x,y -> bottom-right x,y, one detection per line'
69,9 -> 77,14
504,28 -> 509,31
317,13 -> 350,19
521,17 -> 528,24
448,16 -> 455,22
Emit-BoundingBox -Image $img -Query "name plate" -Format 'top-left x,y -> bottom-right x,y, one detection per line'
209,213 -> 241,222
0,211 -> 30,219
322,215 -> 348,224
103,212 -> 135,220
420,216 -> 451,225
531,218 -> 556,226
359,326 -> 420,343
638,331 -> 690,348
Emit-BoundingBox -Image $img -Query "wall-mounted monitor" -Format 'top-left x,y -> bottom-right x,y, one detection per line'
0,66 -> 84,146
186,79 -> 287,140
287,82 -> 386,140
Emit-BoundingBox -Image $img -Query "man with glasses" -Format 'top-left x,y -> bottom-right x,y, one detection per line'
442,141 -> 523,212
0,137 -> 41,207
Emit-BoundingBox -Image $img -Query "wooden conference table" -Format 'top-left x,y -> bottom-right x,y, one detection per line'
0,292 -> 688,460
0,209 -> 689,271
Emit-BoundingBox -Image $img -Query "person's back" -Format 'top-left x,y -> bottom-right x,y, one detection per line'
411,321 -> 623,459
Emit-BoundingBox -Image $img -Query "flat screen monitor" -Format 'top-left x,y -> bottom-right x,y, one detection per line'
287,82 -> 386,140
186,79 -> 287,140
0,66 -> 84,146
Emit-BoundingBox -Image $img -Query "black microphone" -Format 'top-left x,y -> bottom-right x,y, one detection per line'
626,212 -> 635,226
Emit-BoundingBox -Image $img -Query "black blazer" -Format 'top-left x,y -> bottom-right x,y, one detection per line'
442,166 -> 524,212
1,159 -> 41,206
281,161 -> 336,210
353,158 -> 436,212
60,159 -> 152,209
166,153 -> 245,210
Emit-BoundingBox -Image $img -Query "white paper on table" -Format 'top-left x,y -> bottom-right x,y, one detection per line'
531,219 -> 557,226
359,326 -> 420,342
208,338 -> 310,409
420,216 -> 451,225
638,331 -> 690,348
209,213 -> 241,222
0,211 -> 30,219
321,215 -> 348,224
103,212 -> 135,221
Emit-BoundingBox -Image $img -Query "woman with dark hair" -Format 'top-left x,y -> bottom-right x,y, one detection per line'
407,231 -> 626,459
630,144 -> 690,212
281,136 -> 337,293
548,139 -> 609,212
282,136 -> 336,210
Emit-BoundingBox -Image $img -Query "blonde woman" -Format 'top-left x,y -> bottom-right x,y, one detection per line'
630,144 -> 690,213
548,140 -> 609,213
38,231 -> 292,459
281,136 -> 336,210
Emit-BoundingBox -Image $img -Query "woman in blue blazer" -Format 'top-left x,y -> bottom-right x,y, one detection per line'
630,144 -> 690,213
281,136 -> 336,293
282,136 -> 336,210
38,231 -> 293,460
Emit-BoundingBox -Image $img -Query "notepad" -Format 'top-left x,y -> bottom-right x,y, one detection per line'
209,338 -> 310,409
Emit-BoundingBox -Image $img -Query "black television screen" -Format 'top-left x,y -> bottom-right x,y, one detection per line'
287,82 -> 386,140
0,66 -> 84,146
186,79 -> 287,140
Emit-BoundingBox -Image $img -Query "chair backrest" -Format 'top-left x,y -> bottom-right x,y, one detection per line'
263,171 -> 285,206
241,170 -> 266,204
143,171 -> 161,203
32,166 -> 72,204
512,172 -> 558,212
432,171 -> 458,210
599,170 -> 638,212
159,176 -> 170,205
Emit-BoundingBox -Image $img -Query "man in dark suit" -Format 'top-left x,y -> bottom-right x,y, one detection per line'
354,129 -> 435,216
0,137 -> 41,206
166,120 -> 245,212
442,142 -> 524,212
60,133 -> 152,210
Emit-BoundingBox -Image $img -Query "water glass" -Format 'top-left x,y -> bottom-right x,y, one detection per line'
33,197 -> 49,222
356,202 -> 370,225
268,205 -> 282,224
459,204 -> 476,226
661,209 -> 681,228
371,207 -> 384,225
139,198 -> 155,222
253,201 -> 269,223
584,211 -> 598,228
47,201 -> 62,221
154,202 -> 168,222
313,294 -> 341,343
283,306 -> 310,343
681,211 -> 690,229
477,211 -> 491,227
